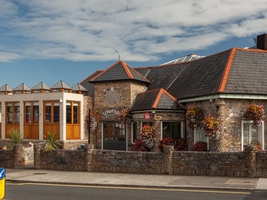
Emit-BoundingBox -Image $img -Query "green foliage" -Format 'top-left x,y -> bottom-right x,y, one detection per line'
7,128 -> 23,149
42,132 -> 61,152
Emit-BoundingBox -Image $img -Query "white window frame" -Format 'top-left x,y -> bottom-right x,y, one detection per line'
194,128 -> 209,150
241,120 -> 264,151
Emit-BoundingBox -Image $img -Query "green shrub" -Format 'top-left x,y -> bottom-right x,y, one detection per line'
7,128 -> 23,149
42,132 -> 61,152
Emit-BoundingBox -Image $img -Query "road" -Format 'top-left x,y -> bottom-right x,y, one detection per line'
3,182 -> 266,200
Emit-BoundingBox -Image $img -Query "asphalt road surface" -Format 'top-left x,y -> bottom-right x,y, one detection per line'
4,182 -> 267,200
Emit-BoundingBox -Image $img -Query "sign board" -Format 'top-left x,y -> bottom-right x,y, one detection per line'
144,112 -> 152,120
0,168 -> 5,199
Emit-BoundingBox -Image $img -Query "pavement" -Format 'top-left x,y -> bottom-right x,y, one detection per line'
4,167 -> 267,191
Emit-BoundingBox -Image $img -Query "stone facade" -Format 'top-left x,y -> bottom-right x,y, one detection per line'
92,81 -> 147,149
185,99 -> 267,152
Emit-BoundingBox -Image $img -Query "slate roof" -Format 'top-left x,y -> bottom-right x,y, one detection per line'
0,84 -> 13,92
85,47 -> 267,109
80,71 -> 102,97
222,49 -> 267,95
13,83 -> 31,92
72,83 -> 87,92
131,88 -> 185,111
90,60 -> 150,84
31,82 -> 50,91
166,49 -> 231,99
50,80 -> 72,90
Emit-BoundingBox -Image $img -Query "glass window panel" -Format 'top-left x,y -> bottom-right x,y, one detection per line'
163,122 -> 182,139
7,104 -> 12,123
25,105 -> 31,123
33,105 -> 39,123
54,103 -> 59,122
66,104 -> 71,123
14,104 -> 20,123
45,103 -> 51,122
132,121 -> 137,142
73,104 -> 78,124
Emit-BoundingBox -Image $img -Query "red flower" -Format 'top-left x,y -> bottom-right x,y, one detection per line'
246,103 -> 265,126
140,125 -> 156,139
193,141 -> 207,151
158,138 -> 187,152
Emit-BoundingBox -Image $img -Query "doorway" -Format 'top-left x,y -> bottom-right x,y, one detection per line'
103,122 -> 126,150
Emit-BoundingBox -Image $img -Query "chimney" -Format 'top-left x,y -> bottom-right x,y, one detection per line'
257,34 -> 267,50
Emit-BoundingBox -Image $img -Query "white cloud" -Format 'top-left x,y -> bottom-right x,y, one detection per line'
0,0 -> 267,62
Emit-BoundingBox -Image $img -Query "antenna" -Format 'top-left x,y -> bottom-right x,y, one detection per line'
115,50 -> 120,61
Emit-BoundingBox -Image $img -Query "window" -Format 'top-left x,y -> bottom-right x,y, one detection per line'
162,121 -> 183,139
194,129 -> 207,143
66,101 -> 79,124
103,122 -> 125,141
131,121 -> 138,143
44,102 -> 60,123
25,102 -> 39,123
241,120 -> 264,150
6,102 -> 20,124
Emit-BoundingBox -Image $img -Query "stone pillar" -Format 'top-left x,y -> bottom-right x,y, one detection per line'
84,144 -> 95,172
215,99 -> 227,152
14,144 -> 23,169
163,145 -> 174,175
244,145 -> 257,177
34,143 -> 42,169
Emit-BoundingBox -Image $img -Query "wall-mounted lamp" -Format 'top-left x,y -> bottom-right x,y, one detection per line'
60,99 -> 63,103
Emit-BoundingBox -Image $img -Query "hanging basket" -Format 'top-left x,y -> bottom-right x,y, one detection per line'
246,103 -> 265,127
185,105 -> 204,130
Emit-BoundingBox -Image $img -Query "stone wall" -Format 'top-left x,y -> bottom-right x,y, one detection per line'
91,150 -> 165,174
34,146 -> 85,171
256,152 -> 267,177
32,144 -> 267,178
0,144 -> 24,168
0,149 -> 14,168
173,151 -> 246,177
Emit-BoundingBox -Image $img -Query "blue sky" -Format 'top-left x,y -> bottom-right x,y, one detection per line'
1,0 -> 267,88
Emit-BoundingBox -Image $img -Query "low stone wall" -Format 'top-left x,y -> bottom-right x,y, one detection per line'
31,144 -> 267,178
92,150 -> 165,174
0,149 -> 14,168
173,151 -> 246,177
256,152 -> 267,177
0,144 -> 23,168
35,147 -> 85,171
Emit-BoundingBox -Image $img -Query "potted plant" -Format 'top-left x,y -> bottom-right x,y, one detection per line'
246,103 -> 265,126
134,125 -> 157,151
185,105 -> 204,130
174,138 -> 187,151
158,137 -> 174,152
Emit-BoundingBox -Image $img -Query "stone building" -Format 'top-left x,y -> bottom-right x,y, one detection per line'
1,34 -> 267,153
80,34 -> 267,152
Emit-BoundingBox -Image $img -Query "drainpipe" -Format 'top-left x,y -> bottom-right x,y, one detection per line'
88,108 -> 91,144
